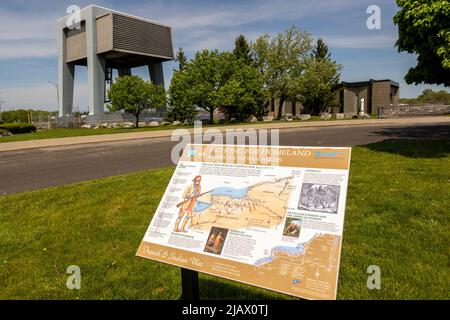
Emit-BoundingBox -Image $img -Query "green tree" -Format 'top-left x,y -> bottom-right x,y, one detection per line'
219,59 -> 264,121
233,34 -> 253,65
252,26 -> 313,119
312,38 -> 330,60
168,50 -> 264,123
300,38 -> 342,115
171,50 -> 232,123
1,109 -> 30,123
394,0 -> 450,86
417,89 -> 450,104
300,58 -> 342,115
175,47 -> 188,71
188,50 -> 227,123
167,70 -> 197,122
108,75 -> 166,127
168,47 -> 197,122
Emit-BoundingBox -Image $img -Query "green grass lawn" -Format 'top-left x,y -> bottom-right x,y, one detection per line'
0,116 -> 326,143
0,126 -> 181,143
0,139 -> 449,299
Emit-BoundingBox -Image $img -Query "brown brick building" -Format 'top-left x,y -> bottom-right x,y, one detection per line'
269,79 -> 400,117
338,79 -> 400,115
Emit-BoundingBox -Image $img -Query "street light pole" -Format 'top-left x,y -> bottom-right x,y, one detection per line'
47,81 -> 59,111
0,92 -> 5,123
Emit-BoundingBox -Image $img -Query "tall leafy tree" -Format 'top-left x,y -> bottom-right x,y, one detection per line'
175,47 -> 188,71
312,38 -> 331,60
169,50 -> 226,123
187,50 -> 231,123
233,34 -> 253,65
252,26 -> 313,119
301,38 -> 342,115
167,70 -> 197,122
108,75 -> 166,127
219,60 -> 264,121
168,50 -> 264,123
300,58 -> 342,115
168,47 -> 197,122
394,0 -> 450,86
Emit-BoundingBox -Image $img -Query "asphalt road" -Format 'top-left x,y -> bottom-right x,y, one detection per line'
1,122 -> 449,194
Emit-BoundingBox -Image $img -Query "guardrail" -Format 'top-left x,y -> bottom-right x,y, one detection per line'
378,104 -> 450,118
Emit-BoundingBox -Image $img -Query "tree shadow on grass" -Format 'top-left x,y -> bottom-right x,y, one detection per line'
372,124 -> 450,141
177,277 -> 292,300
362,138 -> 450,159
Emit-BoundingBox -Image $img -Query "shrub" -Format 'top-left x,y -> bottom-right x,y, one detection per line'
0,128 -> 11,136
0,123 -> 37,134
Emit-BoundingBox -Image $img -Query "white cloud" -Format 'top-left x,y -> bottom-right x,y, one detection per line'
323,34 -> 397,48
0,9 -> 58,59
0,0 -> 382,59
0,13 -> 56,41
144,0 -> 358,30
123,0 -> 362,53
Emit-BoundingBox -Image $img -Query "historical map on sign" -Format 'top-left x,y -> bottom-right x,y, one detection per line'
137,144 -> 352,300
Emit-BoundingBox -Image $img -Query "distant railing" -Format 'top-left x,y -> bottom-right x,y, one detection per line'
30,110 -> 169,128
378,104 -> 450,118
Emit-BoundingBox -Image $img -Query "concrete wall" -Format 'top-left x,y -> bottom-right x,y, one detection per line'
391,85 -> 400,106
340,81 -> 399,115
270,98 -> 303,117
342,86 -> 368,113
96,13 -> 113,54
270,81 -> 399,117
371,81 -> 392,114
65,24 -> 87,62
343,89 -> 355,113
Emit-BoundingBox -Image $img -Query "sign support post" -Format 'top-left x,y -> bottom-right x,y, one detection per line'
181,268 -> 199,300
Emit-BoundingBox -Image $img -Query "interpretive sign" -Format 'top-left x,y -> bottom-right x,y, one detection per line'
137,144 -> 352,300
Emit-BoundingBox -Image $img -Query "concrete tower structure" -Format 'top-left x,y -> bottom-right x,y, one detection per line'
57,5 -> 174,122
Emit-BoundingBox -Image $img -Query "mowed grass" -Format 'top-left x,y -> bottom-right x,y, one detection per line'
0,117 -> 325,143
0,126 -> 181,143
0,139 -> 449,299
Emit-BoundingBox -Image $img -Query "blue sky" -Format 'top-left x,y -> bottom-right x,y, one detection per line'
0,0 -> 448,111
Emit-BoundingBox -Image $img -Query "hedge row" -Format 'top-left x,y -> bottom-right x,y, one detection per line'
0,123 -> 37,134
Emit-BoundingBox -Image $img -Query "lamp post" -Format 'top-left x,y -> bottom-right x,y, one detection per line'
47,81 -> 59,110
0,92 -> 5,123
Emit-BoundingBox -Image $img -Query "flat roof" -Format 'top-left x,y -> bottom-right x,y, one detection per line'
57,4 -> 172,29
341,79 -> 399,87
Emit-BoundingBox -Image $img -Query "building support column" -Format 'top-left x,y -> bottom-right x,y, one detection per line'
59,62 -> 75,117
58,28 -> 75,119
148,62 -> 164,86
86,6 -> 105,119
148,61 -> 165,110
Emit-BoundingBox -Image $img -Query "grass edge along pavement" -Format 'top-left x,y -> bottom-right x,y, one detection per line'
2,114 -> 407,144
0,117 -> 320,143
0,139 -> 449,299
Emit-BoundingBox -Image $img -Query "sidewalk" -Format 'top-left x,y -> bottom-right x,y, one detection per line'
0,116 -> 449,152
